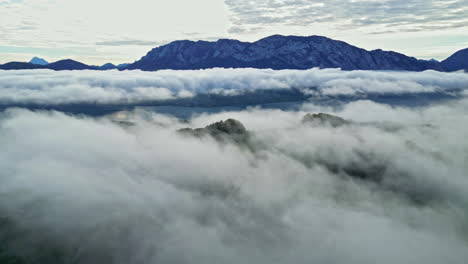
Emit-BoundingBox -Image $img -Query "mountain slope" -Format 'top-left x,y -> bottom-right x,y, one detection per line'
128,35 -> 444,71
441,48 -> 468,72
98,63 -> 117,70
117,63 -> 130,69
0,62 -> 46,70
46,59 -> 94,70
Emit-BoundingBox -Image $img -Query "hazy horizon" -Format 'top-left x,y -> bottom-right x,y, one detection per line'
1,34 -> 466,66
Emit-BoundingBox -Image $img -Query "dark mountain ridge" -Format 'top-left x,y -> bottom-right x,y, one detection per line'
128,35 -> 447,71
0,35 -> 467,72
46,59 -> 95,70
0,59 -> 116,71
0,62 -> 46,70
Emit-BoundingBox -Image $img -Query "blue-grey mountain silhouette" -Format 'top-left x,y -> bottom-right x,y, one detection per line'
29,57 -> 49,65
46,59 -> 95,70
128,35 -> 445,71
0,35 -> 466,72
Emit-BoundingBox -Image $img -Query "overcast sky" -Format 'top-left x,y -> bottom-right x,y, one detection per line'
1,0 -> 467,65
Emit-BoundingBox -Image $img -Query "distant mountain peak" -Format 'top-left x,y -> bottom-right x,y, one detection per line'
29,57 -> 49,65
99,63 -> 117,70
47,59 -> 94,71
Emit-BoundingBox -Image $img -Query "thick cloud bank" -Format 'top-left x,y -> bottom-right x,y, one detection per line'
1,98 -> 468,263
0,69 -> 467,105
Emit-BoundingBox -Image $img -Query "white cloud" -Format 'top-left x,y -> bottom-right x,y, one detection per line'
0,68 -> 467,105
0,97 -> 468,262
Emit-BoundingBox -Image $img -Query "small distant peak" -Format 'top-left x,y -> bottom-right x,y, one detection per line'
216,38 -> 241,43
47,59 -> 93,70
257,34 -> 330,43
99,63 -> 117,70
257,34 -> 287,41
29,57 -> 49,65
50,59 -> 89,65
302,113 -> 350,127
171,39 -> 195,44
53,59 -> 76,63
266,34 -> 286,38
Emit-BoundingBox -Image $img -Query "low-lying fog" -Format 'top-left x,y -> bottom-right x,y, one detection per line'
0,69 -> 467,263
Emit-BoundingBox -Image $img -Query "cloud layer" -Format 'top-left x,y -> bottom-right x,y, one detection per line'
0,97 -> 468,263
0,68 -> 467,105
226,0 -> 468,34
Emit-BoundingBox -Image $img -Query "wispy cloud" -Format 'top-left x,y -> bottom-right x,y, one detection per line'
225,0 -> 468,34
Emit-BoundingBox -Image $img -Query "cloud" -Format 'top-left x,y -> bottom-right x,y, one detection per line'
0,97 -> 468,263
0,68 -> 467,106
225,0 -> 468,34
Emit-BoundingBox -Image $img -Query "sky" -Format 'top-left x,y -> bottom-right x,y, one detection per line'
0,0 -> 467,65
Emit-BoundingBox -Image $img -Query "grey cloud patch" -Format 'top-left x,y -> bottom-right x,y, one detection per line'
0,98 -> 468,263
225,0 -> 468,34
14,20 -> 38,31
227,25 -> 264,34
0,68 -> 467,105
